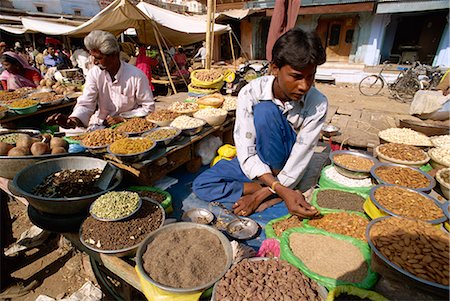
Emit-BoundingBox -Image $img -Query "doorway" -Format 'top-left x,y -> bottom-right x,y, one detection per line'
317,17 -> 357,62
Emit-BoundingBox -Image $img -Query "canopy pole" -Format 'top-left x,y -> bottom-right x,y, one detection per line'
210,0 -> 216,66
205,0 -> 213,69
32,33 -> 36,49
229,30 -> 236,68
152,23 -> 177,94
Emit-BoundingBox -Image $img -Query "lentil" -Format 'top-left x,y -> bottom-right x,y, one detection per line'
81,200 -> 163,250
370,217 -> 449,286
273,215 -> 303,237
146,109 -> 180,122
115,118 -> 155,134
81,129 -> 125,147
9,98 -> 38,108
378,143 -> 427,162
109,138 -> 154,154
374,166 -> 430,189
378,128 -> 432,146
308,212 -> 369,241
374,186 -> 443,221
90,191 -> 140,220
290,233 -> 368,283
215,259 -> 323,301
170,115 -> 205,129
333,154 -> 374,172
142,227 -> 227,288
33,169 -> 102,198
144,128 -> 178,141
316,190 -> 365,213
324,166 -> 373,187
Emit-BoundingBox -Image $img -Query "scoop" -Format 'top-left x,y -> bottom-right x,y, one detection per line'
95,162 -> 119,191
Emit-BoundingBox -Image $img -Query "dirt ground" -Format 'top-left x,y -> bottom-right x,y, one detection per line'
2,83 -> 411,300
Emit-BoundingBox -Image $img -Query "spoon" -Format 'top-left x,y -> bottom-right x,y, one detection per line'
211,202 -> 249,226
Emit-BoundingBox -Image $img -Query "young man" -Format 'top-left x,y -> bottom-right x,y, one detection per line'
193,28 -> 327,218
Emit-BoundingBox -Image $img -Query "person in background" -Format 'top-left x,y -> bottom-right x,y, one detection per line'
174,47 -> 188,71
14,42 -> 30,65
0,42 -> 5,56
56,46 -> 72,69
136,46 -> 158,91
44,45 -> 63,68
193,28 -> 328,218
46,30 -> 154,129
193,41 -> 207,68
0,51 -> 42,90
34,48 -> 47,75
70,45 -> 90,76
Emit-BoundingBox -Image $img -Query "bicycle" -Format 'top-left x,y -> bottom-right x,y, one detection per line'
359,61 -> 420,102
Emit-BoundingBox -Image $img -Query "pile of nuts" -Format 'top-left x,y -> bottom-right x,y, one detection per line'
378,128 -> 432,147
272,215 -> 303,237
115,118 -> 156,134
373,186 -> 444,221
333,154 -> 374,172
82,129 -> 125,147
370,217 -> 449,286
215,259 -> 323,301
428,147 -> 450,167
0,91 -> 22,103
146,109 -> 180,122
308,212 -> 369,241
170,115 -> 205,129
222,95 -> 237,111
377,143 -> 427,162
374,166 -> 430,189
109,138 -> 154,155
193,69 -> 222,82
430,135 -> 450,148
168,101 -> 199,113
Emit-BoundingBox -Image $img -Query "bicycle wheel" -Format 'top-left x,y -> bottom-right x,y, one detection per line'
359,75 -> 385,96
392,76 -> 420,103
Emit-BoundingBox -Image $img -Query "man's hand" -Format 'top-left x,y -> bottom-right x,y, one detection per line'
46,113 -> 80,129
104,115 -> 124,127
277,186 -> 318,218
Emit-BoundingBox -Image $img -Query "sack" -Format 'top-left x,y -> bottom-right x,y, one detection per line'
265,214 -> 293,239
188,83 -> 220,96
311,187 -> 369,214
326,285 -> 389,301
319,166 -> 373,196
280,227 -> 378,290
191,69 -> 224,89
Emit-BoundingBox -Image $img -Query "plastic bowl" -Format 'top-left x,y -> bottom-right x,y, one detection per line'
370,162 -> 436,192
435,168 -> 450,199
369,184 -> 446,224
142,127 -> 182,146
107,138 -> 156,163
9,103 -> 38,115
193,109 -> 228,126
330,150 -> 377,179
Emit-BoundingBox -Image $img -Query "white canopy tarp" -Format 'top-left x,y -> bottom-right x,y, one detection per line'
0,24 -> 32,35
21,18 -> 77,35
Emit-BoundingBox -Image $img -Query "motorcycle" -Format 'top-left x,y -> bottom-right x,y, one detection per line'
222,61 -> 269,96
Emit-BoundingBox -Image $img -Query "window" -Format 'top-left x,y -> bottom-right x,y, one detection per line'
328,24 -> 341,46
36,5 -> 44,12
345,29 -> 354,44
74,9 -> 81,16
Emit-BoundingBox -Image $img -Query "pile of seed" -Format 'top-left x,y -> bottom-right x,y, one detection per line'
135,190 -> 166,203
374,166 -> 430,189
115,118 -> 156,134
290,233 -> 368,283
333,154 -> 374,172
272,215 -> 303,237
374,186 -> 444,221
215,259 -> 323,301
90,191 -> 140,220
146,109 -> 180,122
324,166 -> 373,187
308,212 -> 369,241
316,189 -> 366,213
144,128 -> 178,141
377,143 -> 427,162
81,200 -> 163,250
370,217 -> 449,286
33,169 -> 102,198
142,227 -> 227,289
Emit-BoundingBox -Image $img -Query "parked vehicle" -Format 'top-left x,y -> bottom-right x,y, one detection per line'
223,61 -> 269,95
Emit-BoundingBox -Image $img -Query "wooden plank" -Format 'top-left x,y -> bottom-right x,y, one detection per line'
326,105 -> 338,123
100,254 -> 142,292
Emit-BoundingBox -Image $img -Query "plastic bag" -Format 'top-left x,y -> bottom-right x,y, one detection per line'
311,187 -> 369,214
280,227 -> 378,290
363,198 -> 387,220
135,266 -> 203,301
196,136 -> 222,165
211,144 -> 236,167
265,214 -> 294,239
326,285 -> 389,301
191,69 -> 224,88
127,186 -> 173,213
319,166 -> 373,196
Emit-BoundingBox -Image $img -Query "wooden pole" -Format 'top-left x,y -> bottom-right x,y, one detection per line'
229,30 -> 236,68
205,0 -> 213,69
210,0 -> 215,66
152,23 -> 177,94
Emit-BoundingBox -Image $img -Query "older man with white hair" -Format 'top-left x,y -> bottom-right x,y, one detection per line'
47,30 -> 154,128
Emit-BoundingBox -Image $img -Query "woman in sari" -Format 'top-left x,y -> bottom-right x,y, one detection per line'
136,46 -> 158,91
0,51 -> 42,91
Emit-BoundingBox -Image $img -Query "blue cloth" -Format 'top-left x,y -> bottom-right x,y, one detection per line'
193,101 -> 296,203
44,54 -> 62,67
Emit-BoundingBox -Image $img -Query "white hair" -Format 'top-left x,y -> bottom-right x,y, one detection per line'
84,30 -> 120,55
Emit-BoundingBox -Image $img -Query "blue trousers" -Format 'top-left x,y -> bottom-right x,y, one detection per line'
193,101 -> 296,202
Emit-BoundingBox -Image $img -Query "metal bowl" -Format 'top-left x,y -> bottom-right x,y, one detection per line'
135,222 -> 233,293
89,196 -> 143,222
39,97 -> 64,106
119,110 -> 148,119
226,218 -> 260,240
107,138 -> 156,163
321,124 -> 340,137
181,208 -> 214,224
211,257 -> 329,301
142,127 -> 182,146
369,184 -> 446,224
180,123 -> 205,136
79,143 -> 109,154
366,217 -> 449,295
11,156 -> 122,215
370,162 -> 436,192
374,145 -> 430,168
330,150 -> 377,179
80,198 -> 165,257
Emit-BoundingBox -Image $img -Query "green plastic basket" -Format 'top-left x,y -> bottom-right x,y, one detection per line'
127,186 -> 172,214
